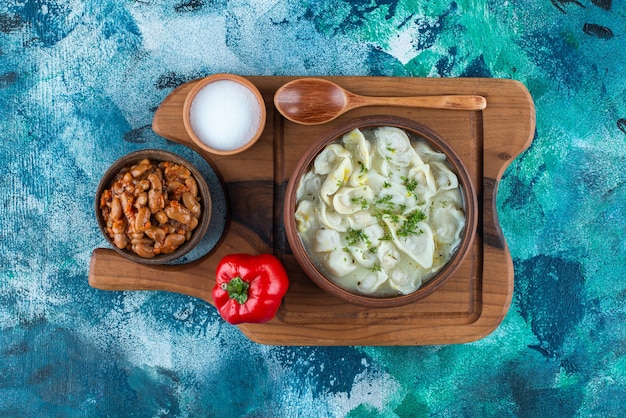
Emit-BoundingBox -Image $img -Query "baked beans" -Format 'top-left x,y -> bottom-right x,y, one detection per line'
99,158 -> 202,258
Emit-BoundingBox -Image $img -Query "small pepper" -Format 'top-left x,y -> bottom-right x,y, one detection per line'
212,253 -> 289,324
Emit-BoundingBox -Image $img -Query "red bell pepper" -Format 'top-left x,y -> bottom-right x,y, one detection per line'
212,253 -> 289,324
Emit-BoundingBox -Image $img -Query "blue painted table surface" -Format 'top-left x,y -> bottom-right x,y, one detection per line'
1,1 -> 624,416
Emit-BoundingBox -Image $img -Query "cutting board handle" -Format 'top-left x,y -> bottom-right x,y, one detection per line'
88,248 -> 215,305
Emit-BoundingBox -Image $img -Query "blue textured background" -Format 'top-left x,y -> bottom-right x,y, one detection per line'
1,1 -> 625,416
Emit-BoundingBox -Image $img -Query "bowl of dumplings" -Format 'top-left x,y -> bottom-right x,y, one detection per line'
284,115 -> 478,308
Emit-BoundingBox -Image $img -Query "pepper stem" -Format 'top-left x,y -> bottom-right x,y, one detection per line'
222,276 -> 249,305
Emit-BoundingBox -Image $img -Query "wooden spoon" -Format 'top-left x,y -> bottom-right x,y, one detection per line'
274,78 -> 487,125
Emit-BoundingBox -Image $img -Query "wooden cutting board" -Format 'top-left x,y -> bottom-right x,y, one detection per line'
89,76 -> 535,346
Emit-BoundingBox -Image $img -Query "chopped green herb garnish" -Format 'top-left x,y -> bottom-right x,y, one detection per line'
346,228 -> 371,247
350,196 -> 369,210
402,176 -> 418,193
379,230 -> 393,241
397,210 -> 427,237
375,195 -> 395,210
370,263 -> 382,272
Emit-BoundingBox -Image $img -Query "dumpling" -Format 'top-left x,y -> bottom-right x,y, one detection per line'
324,249 -> 357,277
349,170 -> 367,188
431,206 -> 465,245
388,266 -> 423,294
314,143 -> 351,175
353,269 -> 388,294
295,200 -> 316,233
371,154 -> 391,177
362,171 -> 387,194
406,164 -> 437,203
320,157 -> 352,205
332,186 -> 374,215
375,181 -> 408,210
314,228 -> 343,252
347,211 -> 377,230
297,170 -> 323,201
375,127 -> 422,167
362,223 -> 386,248
433,188 -> 463,210
382,214 -> 435,269
413,140 -> 446,163
343,128 -> 371,171
318,202 -> 349,232
347,246 -> 377,268
377,241 -> 400,271
430,161 -> 459,191
342,223 -> 385,253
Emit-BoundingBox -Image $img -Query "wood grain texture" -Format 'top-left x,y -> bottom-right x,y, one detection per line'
274,78 -> 487,124
89,76 -> 535,346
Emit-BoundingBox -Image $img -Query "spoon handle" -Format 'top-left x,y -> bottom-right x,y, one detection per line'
349,94 -> 487,111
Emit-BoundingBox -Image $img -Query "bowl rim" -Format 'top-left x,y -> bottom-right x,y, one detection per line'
95,148 -> 212,265
283,115 -> 478,308
182,73 -> 267,156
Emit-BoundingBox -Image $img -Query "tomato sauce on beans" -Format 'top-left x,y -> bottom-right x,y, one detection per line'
99,158 -> 201,258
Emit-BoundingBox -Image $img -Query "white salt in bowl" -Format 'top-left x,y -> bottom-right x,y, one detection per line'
183,74 -> 266,156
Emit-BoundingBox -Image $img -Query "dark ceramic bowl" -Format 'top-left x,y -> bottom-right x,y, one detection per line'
95,149 -> 211,265
284,116 -> 478,308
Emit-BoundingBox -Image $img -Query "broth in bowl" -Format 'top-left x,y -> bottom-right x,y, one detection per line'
284,116 -> 478,308
294,126 -> 467,298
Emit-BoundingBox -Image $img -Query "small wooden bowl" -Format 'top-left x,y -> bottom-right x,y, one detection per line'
284,115 -> 478,308
183,74 -> 266,156
95,149 -> 212,265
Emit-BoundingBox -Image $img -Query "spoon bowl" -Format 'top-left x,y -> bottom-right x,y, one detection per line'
274,78 -> 487,125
